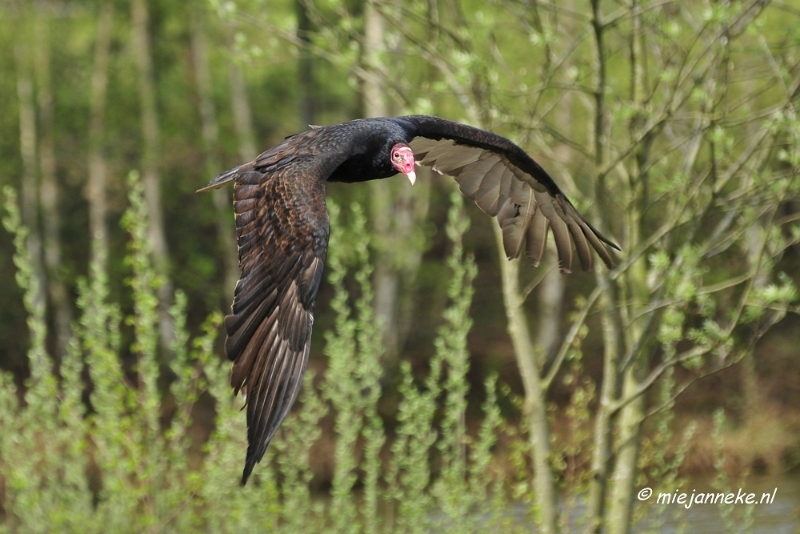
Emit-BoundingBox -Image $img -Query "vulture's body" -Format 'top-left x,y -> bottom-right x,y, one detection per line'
200,115 -> 618,484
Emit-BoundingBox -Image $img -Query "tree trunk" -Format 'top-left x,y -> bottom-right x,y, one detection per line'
536,249 -> 564,367
362,0 -> 385,119
604,3 -> 653,530
606,372 -> 645,534
493,224 -> 560,534
363,0 -> 395,361
585,1 -> 621,530
14,36 -> 47,337
34,10 -> 71,357
295,0 -> 314,128
87,3 -> 113,272
131,0 -> 174,347
223,33 -> 258,308
191,11 -> 239,300
741,223 -> 769,418
226,45 -> 257,162
448,56 -> 561,532
223,31 -> 258,306
363,0 -> 428,368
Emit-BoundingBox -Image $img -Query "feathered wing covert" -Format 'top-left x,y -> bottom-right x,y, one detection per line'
400,115 -> 617,272
209,131 -> 345,485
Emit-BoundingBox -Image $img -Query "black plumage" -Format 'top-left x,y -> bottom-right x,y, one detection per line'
199,115 -> 619,484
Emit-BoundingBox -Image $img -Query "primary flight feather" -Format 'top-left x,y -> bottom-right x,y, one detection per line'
199,115 -> 619,484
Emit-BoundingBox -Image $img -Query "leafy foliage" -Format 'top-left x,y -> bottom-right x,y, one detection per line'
0,176 -> 512,533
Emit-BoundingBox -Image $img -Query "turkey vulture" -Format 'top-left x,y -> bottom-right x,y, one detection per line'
199,115 -> 618,484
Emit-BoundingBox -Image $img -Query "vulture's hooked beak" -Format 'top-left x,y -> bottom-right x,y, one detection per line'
406,169 -> 417,185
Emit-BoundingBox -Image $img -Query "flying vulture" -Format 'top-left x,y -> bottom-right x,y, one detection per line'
199,115 -> 618,484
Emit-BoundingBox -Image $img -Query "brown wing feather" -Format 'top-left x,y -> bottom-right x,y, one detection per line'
222,151 -> 333,485
410,136 -> 616,271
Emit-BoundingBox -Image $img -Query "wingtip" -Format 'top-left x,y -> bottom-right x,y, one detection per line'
240,434 -> 273,485
241,455 -> 257,486
241,468 -> 251,486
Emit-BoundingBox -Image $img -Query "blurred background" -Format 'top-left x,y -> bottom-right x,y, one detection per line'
1,0 -> 799,532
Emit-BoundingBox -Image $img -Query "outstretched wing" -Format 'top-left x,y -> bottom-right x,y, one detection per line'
399,115 -> 618,272
213,152 -> 332,485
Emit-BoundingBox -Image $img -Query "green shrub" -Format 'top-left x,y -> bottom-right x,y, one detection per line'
0,177 -> 510,533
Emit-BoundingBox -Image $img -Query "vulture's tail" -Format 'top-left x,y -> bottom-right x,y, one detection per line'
196,165 -> 241,193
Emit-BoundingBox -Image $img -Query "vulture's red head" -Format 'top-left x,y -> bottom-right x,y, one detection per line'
391,143 -> 416,185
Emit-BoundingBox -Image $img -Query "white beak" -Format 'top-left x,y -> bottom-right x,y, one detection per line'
406,170 -> 416,185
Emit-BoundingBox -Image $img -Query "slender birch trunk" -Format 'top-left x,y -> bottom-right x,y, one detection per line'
535,261 -> 564,366
224,30 -> 257,305
14,37 -> 47,334
450,56 -> 562,534
191,11 -> 239,299
34,11 -> 71,356
493,223 -> 560,534
585,2 -> 622,530
88,3 -> 113,272
131,0 -> 174,347
605,4 -> 650,529
227,53 -> 257,161
295,0 -> 314,128
363,0 -> 396,360
741,224 -> 769,419
363,0 -> 429,367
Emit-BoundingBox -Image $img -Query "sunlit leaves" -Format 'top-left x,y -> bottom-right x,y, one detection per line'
658,66 -> 678,84
744,273 -> 798,322
709,125 -> 733,153
208,0 -> 237,19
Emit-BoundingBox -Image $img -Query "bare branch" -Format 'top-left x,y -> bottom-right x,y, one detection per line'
543,286 -> 601,390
